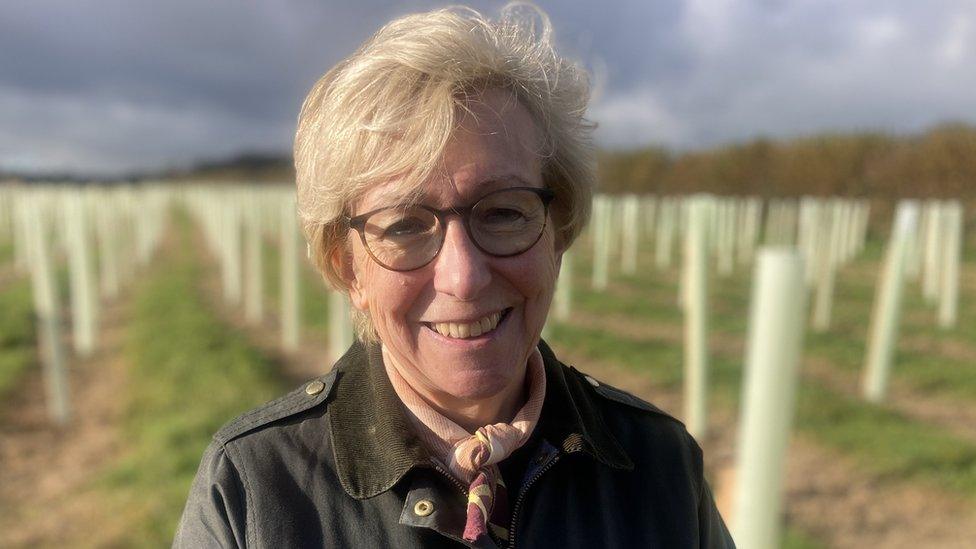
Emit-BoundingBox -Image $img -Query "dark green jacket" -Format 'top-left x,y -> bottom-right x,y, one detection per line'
173,340 -> 735,548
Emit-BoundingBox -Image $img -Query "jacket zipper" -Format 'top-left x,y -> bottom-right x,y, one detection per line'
431,461 -> 469,497
427,462 -> 477,547
507,454 -> 561,549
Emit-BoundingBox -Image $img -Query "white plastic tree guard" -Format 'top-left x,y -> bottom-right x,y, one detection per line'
224,201 -> 243,306
852,199 -> 870,256
716,199 -> 736,277
862,201 -> 919,403
94,195 -> 121,300
621,195 -> 640,275
797,197 -> 820,287
641,195 -> 658,239
682,196 -> 709,440
280,196 -> 301,351
938,201 -> 963,328
904,204 -> 924,282
64,192 -> 98,356
20,195 -> 72,425
591,196 -> 611,290
655,197 -> 676,270
554,249 -> 573,321
330,291 -> 354,363
0,187 -> 11,258
811,202 -> 840,332
737,198 -> 761,267
244,202 -> 264,324
921,200 -> 943,304
12,187 -> 30,272
733,248 -> 806,549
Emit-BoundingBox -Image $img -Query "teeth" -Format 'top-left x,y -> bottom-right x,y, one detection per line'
431,311 -> 503,339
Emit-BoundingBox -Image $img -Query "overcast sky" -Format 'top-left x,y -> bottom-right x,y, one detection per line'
1,0 -> 973,176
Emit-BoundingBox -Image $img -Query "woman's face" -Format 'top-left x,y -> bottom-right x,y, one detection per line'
346,88 -> 562,407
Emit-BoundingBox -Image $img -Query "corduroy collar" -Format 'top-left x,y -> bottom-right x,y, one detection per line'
328,339 -> 633,500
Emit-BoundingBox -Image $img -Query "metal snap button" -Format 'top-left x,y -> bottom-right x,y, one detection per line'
305,380 -> 325,396
414,499 -> 434,517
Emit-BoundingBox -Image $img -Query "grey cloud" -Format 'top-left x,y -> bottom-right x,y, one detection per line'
0,0 -> 974,175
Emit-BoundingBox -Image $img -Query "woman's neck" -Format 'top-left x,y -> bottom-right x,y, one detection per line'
381,347 -> 530,432
427,381 -> 528,432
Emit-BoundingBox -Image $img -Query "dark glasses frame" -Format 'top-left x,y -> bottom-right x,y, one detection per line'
344,186 -> 556,272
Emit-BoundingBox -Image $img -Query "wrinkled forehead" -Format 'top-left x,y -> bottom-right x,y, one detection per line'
352,88 -> 545,214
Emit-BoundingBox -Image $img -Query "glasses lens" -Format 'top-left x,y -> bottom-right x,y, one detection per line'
470,189 -> 548,255
362,206 -> 441,270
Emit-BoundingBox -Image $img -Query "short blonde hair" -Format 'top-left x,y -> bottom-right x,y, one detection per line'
294,2 -> 595,341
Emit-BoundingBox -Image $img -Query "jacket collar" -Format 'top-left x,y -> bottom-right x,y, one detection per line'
329,339 -> 633,500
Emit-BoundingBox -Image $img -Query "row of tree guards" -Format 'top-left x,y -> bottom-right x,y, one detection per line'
577,193 -> 964,547
0,184 -> 170,425
0,184 -> 967,548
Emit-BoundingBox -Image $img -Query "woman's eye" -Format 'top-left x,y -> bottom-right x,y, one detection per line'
382,217 -> 429,238
482,207 -> 526,224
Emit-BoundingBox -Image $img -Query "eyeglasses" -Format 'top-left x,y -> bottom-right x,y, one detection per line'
345,186 -> 555,271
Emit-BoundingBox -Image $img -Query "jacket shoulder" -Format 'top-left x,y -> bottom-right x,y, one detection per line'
568,366 -> 685,427
212,369 -> 338,445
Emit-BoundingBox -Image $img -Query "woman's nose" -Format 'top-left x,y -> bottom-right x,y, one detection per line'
431,218 -> 491,300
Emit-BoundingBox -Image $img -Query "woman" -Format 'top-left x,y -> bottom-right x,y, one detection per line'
175,4 -> 734,548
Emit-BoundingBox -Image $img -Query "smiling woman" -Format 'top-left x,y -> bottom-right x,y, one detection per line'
174,3 -> 734,548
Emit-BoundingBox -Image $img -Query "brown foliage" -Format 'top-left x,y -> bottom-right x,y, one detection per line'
597,123 -> 976,198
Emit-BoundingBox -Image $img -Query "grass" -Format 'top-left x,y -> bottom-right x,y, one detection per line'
260,236 -> 331,332
0,264 -> 70,404
0,278 -> 35,401
0,239 -> 13,265
94,222 -> 287,546
548,244 -> 976,503
574,233 -> 976,404
782,527 -> 827,549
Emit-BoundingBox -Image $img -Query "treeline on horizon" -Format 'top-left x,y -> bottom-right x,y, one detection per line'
597,122 -> 976,199
4,123 -> 975,199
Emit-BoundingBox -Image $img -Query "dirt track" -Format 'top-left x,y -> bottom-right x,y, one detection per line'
0,293 -> 130,547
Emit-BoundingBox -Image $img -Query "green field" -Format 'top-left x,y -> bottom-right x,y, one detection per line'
2,208 -> 973,549
93,224 -> 287,546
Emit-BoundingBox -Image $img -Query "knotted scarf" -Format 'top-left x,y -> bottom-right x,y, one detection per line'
383,347 -> 547,543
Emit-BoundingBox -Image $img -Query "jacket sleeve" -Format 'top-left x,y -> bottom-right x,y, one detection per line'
172,441 -> 248,548
699,479 -> 736,548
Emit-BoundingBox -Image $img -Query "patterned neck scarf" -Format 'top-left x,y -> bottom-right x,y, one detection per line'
383,347 -> 547,543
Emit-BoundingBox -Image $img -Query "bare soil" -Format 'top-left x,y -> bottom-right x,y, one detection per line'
0,293 -> 131,548
0,263 -> 23,290
555,348 -> 976,549
193,235 -> 331,383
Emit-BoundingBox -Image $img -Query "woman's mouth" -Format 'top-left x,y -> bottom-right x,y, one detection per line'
423,308 -> 513,339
